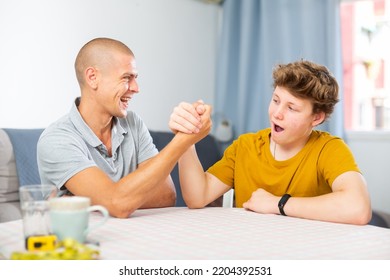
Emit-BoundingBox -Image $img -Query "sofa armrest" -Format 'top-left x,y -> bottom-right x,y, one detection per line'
0,202 -> 22,223
0,129 -> 21,222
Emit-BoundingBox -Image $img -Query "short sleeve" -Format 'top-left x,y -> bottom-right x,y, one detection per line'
37,129 -> 96,190
207,139 -> 237,187
318,138 -> 361,187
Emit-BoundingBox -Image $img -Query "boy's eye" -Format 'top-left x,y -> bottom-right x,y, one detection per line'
289,106 -> 298,112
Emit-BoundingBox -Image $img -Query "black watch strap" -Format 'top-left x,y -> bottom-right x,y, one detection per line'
278,194 -> 291,216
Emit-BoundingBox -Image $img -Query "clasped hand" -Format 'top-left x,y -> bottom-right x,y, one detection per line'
169,100 -> 212,140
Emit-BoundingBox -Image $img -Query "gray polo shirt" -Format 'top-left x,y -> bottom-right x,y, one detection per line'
37,98 -> 158,195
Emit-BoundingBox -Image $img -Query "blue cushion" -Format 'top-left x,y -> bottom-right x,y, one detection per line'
3,128 -> 44,187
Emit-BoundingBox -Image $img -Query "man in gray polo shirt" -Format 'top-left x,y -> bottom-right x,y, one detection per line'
37,38 -> 211,218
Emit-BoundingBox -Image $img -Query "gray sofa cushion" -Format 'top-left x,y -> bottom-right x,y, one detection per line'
0,129 -> 19,203
2,128 -> 43,186
0,201 -> 22,222
0,177 -> 19,203
0,129 -> 18,176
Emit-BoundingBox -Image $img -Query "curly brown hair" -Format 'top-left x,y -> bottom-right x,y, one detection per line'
272,60 -> 339,121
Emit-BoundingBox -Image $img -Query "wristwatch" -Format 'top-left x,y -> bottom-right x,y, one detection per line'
278,194 -> 291,216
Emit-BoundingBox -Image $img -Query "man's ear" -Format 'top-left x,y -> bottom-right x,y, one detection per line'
312,111 -> 326,127
85,67 -> 98,90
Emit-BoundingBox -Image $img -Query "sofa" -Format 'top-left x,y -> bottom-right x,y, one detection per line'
0,128 -> 222,223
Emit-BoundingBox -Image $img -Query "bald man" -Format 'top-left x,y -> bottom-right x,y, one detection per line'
37,37 -> 212,218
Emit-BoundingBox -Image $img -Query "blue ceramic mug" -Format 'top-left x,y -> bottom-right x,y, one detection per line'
49,196 -> 108,243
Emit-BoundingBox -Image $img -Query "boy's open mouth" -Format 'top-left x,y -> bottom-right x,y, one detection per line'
274,124 -> 284,132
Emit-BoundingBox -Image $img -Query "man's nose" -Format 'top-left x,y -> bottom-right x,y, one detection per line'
129,79 -> 139,93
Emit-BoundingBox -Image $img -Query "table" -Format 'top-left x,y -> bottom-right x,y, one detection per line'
1,207 -> 389,259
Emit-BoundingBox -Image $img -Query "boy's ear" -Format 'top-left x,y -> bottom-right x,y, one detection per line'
312,111 -> 326,126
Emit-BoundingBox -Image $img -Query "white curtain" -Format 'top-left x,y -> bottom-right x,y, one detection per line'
215,0 -> 344,138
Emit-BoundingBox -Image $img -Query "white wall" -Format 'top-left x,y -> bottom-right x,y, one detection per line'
347,131 -> 390,216
0,0 -> 219,130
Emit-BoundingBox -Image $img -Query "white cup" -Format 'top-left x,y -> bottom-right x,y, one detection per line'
49,196 -> 109,244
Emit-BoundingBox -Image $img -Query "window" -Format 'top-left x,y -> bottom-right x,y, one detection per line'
341,0 -> 390,130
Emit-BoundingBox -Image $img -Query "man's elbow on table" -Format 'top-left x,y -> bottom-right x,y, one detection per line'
108,194 -> 145,218
107,205 -> 136,219
108,187 -> 177,218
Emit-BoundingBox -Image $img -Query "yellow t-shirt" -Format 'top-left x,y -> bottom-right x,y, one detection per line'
207,129 -> 361,207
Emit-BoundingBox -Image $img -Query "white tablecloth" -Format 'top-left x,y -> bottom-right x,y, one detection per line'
1,207 -> 389,259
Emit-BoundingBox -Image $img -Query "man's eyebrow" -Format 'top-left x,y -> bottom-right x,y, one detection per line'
123,72 -> 138,78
